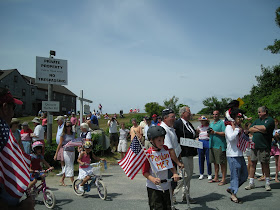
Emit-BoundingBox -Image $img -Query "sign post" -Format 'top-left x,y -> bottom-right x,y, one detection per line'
78,90 -> 92,136
36,51 -> 67,145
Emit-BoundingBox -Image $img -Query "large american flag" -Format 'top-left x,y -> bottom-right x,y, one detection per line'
63,137 -> 83,148
0,118 -> 31,199
237,132 -> 255,152
118,136 -> 146,180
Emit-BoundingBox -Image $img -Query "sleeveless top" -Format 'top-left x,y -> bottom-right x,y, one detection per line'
79,153 -> 91,168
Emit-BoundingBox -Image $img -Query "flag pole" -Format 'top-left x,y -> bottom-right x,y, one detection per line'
133,131 -> 165,192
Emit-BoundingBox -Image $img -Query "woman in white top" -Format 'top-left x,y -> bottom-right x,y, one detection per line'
225,108 -> 248,204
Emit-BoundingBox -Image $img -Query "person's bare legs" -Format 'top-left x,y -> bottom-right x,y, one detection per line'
275,155 -> 279,182
262,162 -> 270,179
220,162 -> 227,184
249,161 -> 257,179
212,163 -> 219,181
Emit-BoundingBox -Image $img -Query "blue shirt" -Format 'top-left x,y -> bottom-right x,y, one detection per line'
90,115 -> 99,126
151,120 -> 158,126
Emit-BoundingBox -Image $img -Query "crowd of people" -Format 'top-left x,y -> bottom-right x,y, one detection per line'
0,86 -> 279,209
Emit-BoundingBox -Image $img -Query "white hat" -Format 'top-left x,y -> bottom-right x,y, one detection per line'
55,116 -> 64,121
80,123 -> 89,130
32,117 -> 40,124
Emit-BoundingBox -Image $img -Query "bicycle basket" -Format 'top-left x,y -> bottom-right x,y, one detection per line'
91,163 -> 101,176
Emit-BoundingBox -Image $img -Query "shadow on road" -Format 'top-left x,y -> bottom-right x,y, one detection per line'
84,192 -> 122,201
35,198 -> 73,210
241,191 -> 272,202
178,192 -> 225,210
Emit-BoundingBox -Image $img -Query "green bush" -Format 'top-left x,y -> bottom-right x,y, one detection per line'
44,144 -> 60,168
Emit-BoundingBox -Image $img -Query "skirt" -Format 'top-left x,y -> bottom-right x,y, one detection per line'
63,151 -> 75,177
77,166 -> 93,180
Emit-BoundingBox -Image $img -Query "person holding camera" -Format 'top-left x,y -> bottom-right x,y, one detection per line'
208,110 -> 227,186
108,116 -> 119,153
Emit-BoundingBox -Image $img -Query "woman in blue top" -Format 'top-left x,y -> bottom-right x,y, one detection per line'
54,121 -> 75,186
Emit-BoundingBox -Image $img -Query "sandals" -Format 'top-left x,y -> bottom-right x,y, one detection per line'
218,181 -> 226,186
230,197 -> 243,204
226,188 -> 232,195
208,179 -> 220,183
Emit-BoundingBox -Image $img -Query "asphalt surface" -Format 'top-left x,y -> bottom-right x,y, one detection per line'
33,156 -> 280,210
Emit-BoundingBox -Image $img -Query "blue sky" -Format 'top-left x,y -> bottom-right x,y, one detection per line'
0,0 -> 279,114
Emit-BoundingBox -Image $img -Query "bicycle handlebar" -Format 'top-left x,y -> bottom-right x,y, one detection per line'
33,168 -> 53,173
160,177 -> 182,183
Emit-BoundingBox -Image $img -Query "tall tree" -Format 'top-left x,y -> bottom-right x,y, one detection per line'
265,7 -> 280,54
198,97 -> 232,114
163,96 -> 179,114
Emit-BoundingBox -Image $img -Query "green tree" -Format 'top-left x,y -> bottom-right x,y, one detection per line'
163,96 -> 179,114
242,64 -> 280,118
265,7 -> 280,54
144,102 -> 165,117
198,97 -> 232,114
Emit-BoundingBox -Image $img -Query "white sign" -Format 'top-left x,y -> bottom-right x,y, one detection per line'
180,137 -> 203,149
42,101 -> 60,112
84,104 -> 90,114
36,56 -> 68,85
149,150 -> 173,172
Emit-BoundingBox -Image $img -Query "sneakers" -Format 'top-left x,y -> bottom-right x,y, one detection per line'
245,183 -> 255,190
198,175 -> 204,180
265,184 -> 271,191
56,171 -> 64,176
208,175 -> 212,180
78,185 -> 84,192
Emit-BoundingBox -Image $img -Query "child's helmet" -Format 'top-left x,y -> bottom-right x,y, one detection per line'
83,141 -> 92,149
147,126 -> 166,140
32,141 -> 44,152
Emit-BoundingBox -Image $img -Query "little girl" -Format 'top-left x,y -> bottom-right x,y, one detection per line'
77,141 -> 105,192
27,141 -> 54,191
118,123 -> 130,159
196,116 -> 212,180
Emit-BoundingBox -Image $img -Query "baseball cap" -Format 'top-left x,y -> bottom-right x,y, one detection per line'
0,88 -> 23,105
162,108 -> 174,118
152,114 -> 157,118
55,116 -> 64,121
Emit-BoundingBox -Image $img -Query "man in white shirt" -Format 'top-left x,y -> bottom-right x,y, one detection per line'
108,116 -> 119,153
31,117 -> 45,155
160,108 -> 183,197
55,116 -> 64,176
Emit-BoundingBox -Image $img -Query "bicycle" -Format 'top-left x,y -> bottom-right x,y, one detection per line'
73,161 -> 107,200
26,168 -> 56,209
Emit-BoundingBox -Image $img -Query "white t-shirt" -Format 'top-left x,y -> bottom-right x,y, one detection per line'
119,128 -> 129,141
144,124 -> 154,140
225,125 -> 243,157
108,120 -> 118,133
32,125 -> 44,141
56,124 -> 64,145
161,122 -> 181,157
197,125 -> 210,140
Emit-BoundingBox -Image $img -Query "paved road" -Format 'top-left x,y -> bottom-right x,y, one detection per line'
34,157 -> 280,210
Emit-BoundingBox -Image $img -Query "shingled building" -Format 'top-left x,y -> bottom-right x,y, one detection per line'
0,69 -> 77,117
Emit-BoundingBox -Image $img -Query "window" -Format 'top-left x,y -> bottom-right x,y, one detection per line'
22,89 -> 26,96
31,88 -> 34,95
14,76 -> 18,82
45,91 -> 48,99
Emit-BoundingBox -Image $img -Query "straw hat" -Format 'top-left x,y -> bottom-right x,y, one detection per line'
198,116 -> 208,121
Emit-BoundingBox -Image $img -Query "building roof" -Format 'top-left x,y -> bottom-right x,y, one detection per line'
0,69 -> 77,97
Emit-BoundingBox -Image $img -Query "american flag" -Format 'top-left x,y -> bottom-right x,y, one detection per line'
0,118 -> 31,199
63,137 -> 83,148
118,136 -> 146,180
237,132 -> 255,152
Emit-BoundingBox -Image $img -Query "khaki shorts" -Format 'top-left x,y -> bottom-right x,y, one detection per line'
251,149 -> 270,163
210,147 -> 226,164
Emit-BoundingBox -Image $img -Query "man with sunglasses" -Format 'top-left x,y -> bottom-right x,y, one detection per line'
0,87 -> 34,209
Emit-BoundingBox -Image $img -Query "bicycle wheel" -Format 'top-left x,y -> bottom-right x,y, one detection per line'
73,179 -> 85,196
43,189 -> 56,209
96,180 -> 107,200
